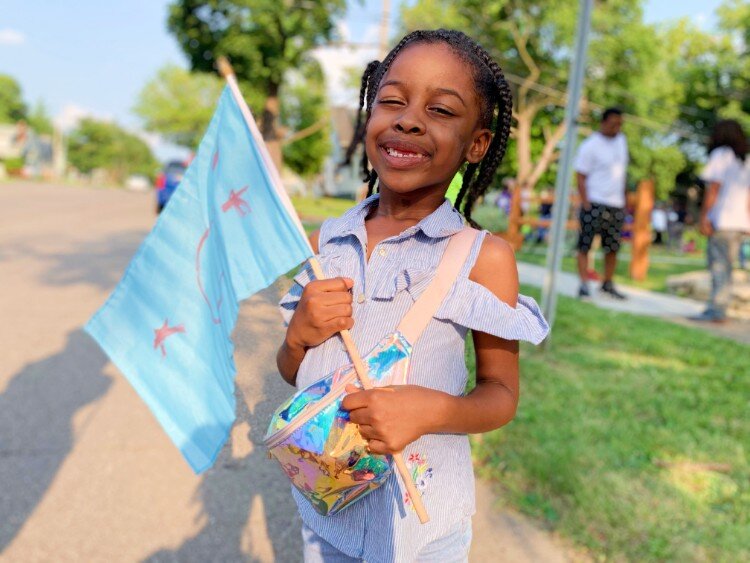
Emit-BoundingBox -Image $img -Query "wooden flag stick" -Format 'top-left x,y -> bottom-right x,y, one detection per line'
218,57 -> 429,524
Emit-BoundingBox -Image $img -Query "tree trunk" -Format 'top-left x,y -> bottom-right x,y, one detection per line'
515,111 -> 533,184
261,82 -> 283,172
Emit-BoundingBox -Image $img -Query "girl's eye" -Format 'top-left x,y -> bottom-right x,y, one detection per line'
378,98 -> 403,106
430,106 -> 455,116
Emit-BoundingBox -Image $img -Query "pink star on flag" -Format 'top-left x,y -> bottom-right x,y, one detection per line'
221,186 -> 251,217
153,320 -> 186,358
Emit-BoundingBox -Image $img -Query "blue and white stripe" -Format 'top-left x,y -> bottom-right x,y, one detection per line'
279,194 -> 548,562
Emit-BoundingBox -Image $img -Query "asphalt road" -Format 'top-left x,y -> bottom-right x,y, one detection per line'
0,181 -> 576,563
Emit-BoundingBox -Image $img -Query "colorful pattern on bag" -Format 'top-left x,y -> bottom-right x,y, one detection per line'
265,331 -> 413,516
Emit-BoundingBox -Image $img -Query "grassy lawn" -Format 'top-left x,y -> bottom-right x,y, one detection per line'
291,195 -> 355,221
515,244 -> 705,294
468,287 -> 749,561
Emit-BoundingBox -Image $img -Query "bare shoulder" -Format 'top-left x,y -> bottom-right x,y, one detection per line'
468,233 -> 518,307
309,229 -> 320,254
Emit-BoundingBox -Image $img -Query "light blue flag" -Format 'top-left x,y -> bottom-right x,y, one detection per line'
85,87 -> 312,473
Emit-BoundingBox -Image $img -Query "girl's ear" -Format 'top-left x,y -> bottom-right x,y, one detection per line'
465,129 -> 492,164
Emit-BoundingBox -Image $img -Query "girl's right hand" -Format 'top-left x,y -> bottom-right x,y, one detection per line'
286,277 -> 354,351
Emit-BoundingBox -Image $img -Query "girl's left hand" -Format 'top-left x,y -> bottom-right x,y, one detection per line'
341,384 -> 447,455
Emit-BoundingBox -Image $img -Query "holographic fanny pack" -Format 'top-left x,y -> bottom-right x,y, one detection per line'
264,228 -> 477,516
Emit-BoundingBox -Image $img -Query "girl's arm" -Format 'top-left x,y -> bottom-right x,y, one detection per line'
442,234 -> 519,432
343,235 -> 521,454
276,230 -> 355,385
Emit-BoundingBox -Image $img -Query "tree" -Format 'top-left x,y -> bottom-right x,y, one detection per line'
133,64 -> 224,149
281,61 -> 331,178
400,0 -> 686,196
0,74 -> 27,123
68,119 -> 159,183
167,0 -> 346,169
666,2 -> 750,140
27,100 -> 53,135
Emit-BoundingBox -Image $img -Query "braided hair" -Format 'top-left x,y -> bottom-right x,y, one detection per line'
341,29 -> 513,227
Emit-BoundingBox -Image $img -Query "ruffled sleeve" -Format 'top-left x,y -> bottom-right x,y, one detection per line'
434,277 -> 549,344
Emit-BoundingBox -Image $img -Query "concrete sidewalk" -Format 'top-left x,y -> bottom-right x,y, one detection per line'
517,262 -> 750,345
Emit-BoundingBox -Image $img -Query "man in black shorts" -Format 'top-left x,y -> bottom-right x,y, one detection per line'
574,108 -> 629,299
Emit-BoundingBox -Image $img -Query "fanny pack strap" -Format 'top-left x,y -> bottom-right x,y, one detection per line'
397,227 -> 479,345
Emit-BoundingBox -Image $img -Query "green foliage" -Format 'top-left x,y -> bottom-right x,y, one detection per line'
626,125 -> 687,199
281,61 -> 330,178
470,287 -> 750,561
166,0 -> 345,119
27,100 -> 53,135
665,2 -> 750,146
67,119 -> 159,183
134,64 -> 223,149
0,74 -> 27,123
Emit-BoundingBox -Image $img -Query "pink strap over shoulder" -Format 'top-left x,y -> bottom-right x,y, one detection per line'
397,228 -> 479,345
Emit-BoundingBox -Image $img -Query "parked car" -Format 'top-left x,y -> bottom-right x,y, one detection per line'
155,160 -> 187,213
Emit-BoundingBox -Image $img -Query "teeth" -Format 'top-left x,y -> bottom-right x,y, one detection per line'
386,147 -> 423,158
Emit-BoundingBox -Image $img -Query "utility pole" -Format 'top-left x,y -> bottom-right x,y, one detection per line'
379,0 -> 391,60
540,0 -> 594,342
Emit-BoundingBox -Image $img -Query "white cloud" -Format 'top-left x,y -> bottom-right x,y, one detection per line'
312,43 -> 378,108
0,28 -> 25,45
361,24 -> 380,45
54,104 -> 113,132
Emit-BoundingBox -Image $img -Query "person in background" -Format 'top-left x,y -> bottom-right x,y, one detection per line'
651,202 -> 668,245
690,119 -> 750,323
574,107 -> 629,299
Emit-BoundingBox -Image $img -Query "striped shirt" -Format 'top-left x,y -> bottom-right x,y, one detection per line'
279,194 -> 549,562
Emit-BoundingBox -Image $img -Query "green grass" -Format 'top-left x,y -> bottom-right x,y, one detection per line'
291,195 -> 354,220
467,287 -> 750,562
515,244 -> 705,293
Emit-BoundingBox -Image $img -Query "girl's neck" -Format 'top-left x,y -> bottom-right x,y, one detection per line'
370,186 -> 446,224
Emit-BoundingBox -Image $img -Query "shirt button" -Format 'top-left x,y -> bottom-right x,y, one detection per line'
378,247 -> 387,257
357,293 -> 366,304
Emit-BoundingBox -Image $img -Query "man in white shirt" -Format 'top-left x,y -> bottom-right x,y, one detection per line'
574,108 -> 629,299
691,119 -> 750,322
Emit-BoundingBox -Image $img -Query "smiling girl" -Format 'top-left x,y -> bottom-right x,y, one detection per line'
277,29 -> 549,562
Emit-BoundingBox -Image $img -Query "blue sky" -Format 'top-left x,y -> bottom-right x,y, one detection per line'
1,0 -> 724,159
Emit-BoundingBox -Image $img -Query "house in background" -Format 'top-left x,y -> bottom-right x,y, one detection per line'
320,106 -> 365,199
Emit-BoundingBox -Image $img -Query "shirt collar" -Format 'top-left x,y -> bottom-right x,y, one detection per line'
330,193 -> 465,241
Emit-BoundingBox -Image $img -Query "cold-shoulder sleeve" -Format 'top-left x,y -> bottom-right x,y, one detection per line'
434,277 -> 549,343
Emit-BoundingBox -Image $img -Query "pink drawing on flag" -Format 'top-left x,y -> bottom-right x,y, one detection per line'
212,149 -> 220,170
221,186 -> 251,217
153,320 -> 186,358
196,226 -> 226,324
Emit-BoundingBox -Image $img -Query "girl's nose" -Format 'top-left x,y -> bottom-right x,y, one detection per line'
394,112 -> 425,135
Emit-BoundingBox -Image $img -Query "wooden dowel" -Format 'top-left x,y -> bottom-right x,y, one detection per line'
309,257 -> 430,524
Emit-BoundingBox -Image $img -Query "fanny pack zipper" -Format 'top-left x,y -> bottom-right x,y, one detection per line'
264,370 -> 359,449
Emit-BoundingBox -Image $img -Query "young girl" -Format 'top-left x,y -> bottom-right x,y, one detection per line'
277,29 -> 549,562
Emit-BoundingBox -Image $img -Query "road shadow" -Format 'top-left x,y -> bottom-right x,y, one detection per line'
0,329 -> 112,553
31,229 -> 149,291
144,288 -> 302,563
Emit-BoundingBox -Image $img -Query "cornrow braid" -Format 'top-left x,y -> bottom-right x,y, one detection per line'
342,29 -> 514,220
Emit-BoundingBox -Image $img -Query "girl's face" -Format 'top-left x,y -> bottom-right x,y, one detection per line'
365,42 -> 492,197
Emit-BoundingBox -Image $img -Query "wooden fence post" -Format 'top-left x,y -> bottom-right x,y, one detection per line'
504,183 -> 524,250
629,178 -> 654,281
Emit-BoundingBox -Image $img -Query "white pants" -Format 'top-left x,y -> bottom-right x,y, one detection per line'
301,517 -> 473,563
